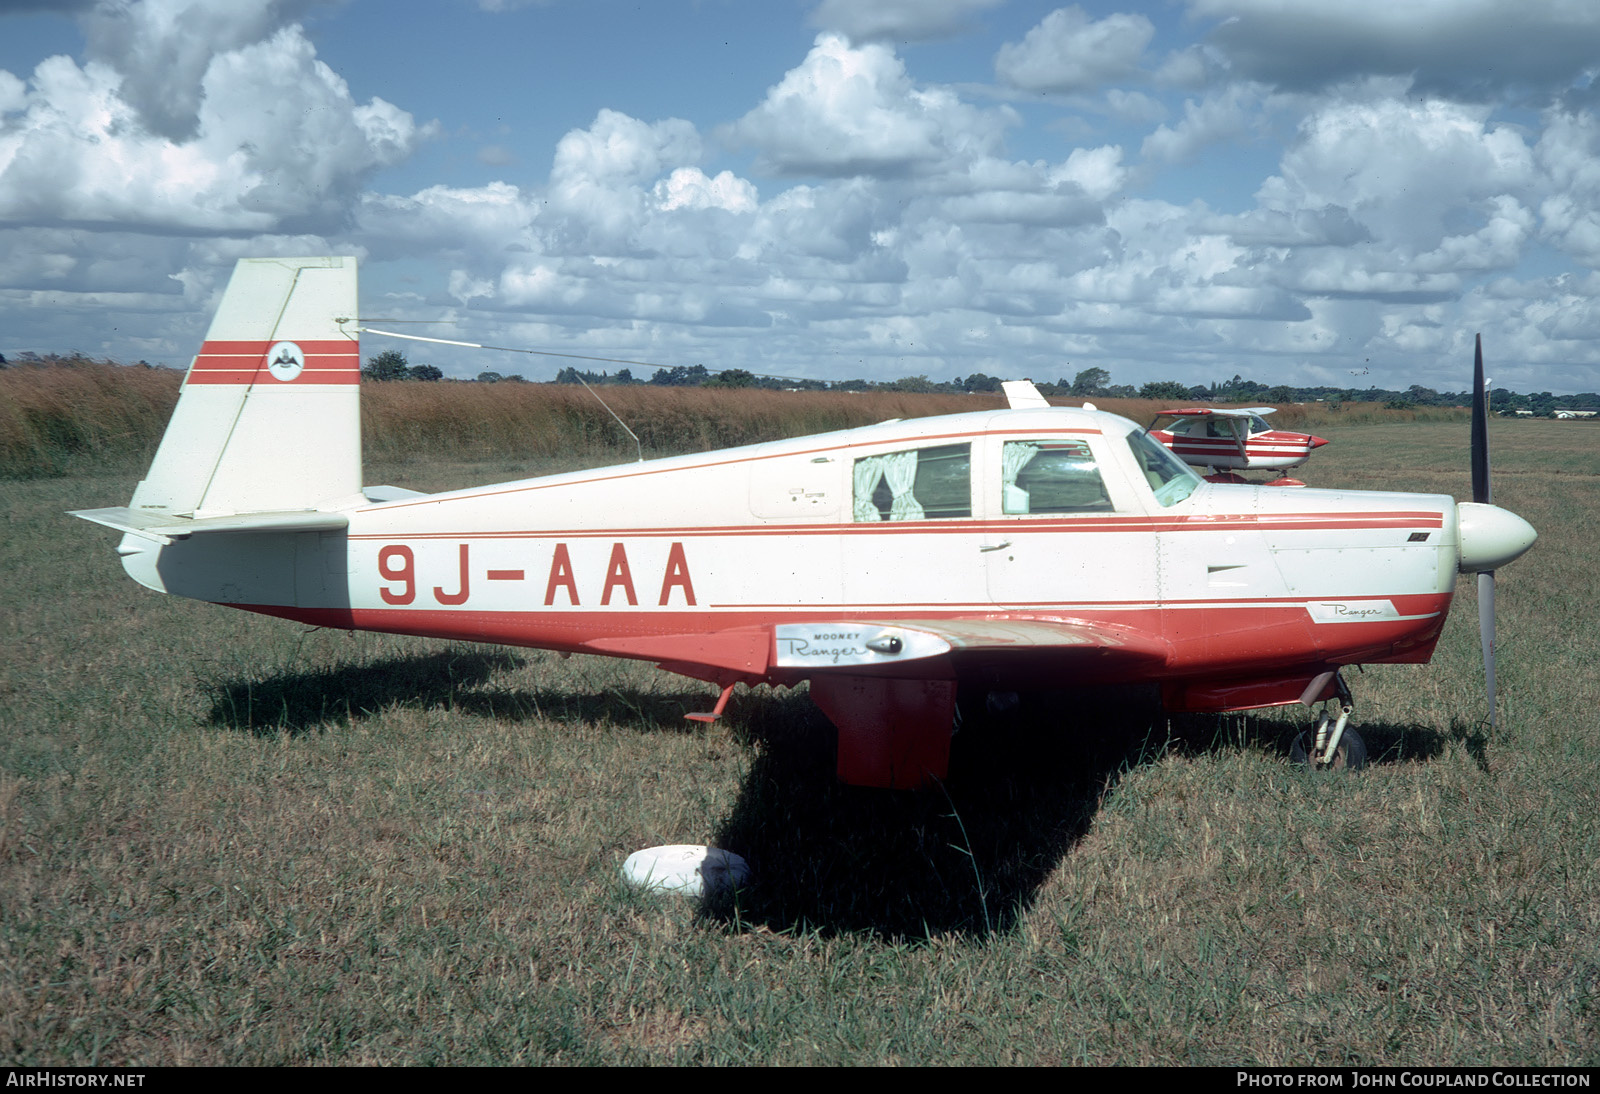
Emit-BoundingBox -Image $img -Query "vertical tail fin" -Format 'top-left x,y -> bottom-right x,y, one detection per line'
130,256 -> 362,518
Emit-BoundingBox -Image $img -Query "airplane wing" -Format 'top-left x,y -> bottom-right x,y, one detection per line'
775,617 -> 1171,672
586,616 -> 1170,685
1154,406 -> 1276,418
585,626 -> 771,678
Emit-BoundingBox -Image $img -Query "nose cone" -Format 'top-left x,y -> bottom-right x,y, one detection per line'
1457,502 -> 1537,573
1308,434 -> 1331,449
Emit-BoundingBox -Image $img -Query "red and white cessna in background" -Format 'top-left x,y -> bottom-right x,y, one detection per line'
75,258 -> 1536,788
1149,406 -> 1329,484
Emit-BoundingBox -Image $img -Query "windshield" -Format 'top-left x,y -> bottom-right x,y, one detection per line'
1125,429 -> 1201,507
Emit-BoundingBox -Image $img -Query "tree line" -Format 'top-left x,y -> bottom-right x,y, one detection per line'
357,351 -> 1598,417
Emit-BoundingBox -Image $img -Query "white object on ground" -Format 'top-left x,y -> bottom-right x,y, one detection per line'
621,845 -> 750,896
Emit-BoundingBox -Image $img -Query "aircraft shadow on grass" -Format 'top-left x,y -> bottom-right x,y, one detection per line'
204,649 -> 527,735
205,651 -> 1462,938
204,648 -> 735,736
700,689 -> 1460,941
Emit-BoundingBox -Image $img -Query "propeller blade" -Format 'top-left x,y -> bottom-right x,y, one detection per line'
1478,570 -> 1496,729
1472,335 -> 1496,728
1471,334 -> 1491,505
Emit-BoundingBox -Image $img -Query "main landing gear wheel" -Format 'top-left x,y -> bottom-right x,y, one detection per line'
1290,725 -> 1367,771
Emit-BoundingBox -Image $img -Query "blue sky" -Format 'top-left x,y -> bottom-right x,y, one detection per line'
4,0 -> 1600,394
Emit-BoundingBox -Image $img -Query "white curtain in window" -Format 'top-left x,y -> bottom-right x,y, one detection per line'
1002,441 -> 1039,514
853,456 -> 886,521
1002,442 -> 1039,489
883,450 -> 924,521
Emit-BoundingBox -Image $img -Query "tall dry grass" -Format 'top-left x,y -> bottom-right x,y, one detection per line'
358,382 -> 1000,464
0,364 -> 181,477
0,361 -> 1476,480
0,365 -> 1007,477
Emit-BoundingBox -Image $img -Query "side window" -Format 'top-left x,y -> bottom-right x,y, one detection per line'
853,443 -> 970,521
1001,440 -> 1112,514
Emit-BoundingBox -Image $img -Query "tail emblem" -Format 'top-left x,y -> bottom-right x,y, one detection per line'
266,341 -> 305,382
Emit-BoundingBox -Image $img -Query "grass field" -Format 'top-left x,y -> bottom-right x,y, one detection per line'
2,415 -> 1596,1065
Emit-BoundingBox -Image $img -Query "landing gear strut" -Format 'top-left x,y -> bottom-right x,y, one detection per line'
1291,672 -> 1367,771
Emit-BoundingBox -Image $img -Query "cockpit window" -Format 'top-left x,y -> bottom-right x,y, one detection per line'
1126,429 -> 1201,507
853,443 -> 971,520
1249,415 -> 1270,434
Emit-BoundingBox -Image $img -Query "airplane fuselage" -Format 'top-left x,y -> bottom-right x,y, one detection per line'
80,256 -> 1535,788
120,406 -> 1457,713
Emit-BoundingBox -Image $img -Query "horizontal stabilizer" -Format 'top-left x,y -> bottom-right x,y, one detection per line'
71,506 -> 348,545
363,485 -> 429,502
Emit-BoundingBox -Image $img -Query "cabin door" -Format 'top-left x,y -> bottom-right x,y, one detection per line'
981,431 -> 1156,610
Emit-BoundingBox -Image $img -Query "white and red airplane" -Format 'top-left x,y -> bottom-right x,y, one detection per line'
75,257 -> 1535,787
1149,406 -> 1329,483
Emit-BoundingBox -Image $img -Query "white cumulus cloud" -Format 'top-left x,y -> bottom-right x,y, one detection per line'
725,34 -> 1011,177
995,6 -> 1155,94
1139,84 -> 1263,166
357,181 -> 538,256
1050,145 -> 1128,202
652,167 -> 759,213
80,0 -> 327,139
1258,96 -> 1536,250
544,109 -> 703,246
0,71 -> 26,115
1536,108 -> 1600,267
0,21 -> 421,234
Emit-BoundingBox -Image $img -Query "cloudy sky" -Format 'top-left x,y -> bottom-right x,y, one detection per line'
4,0 -> 1600,394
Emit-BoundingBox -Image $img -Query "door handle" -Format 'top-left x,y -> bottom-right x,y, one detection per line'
979,541 -> 1012,553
